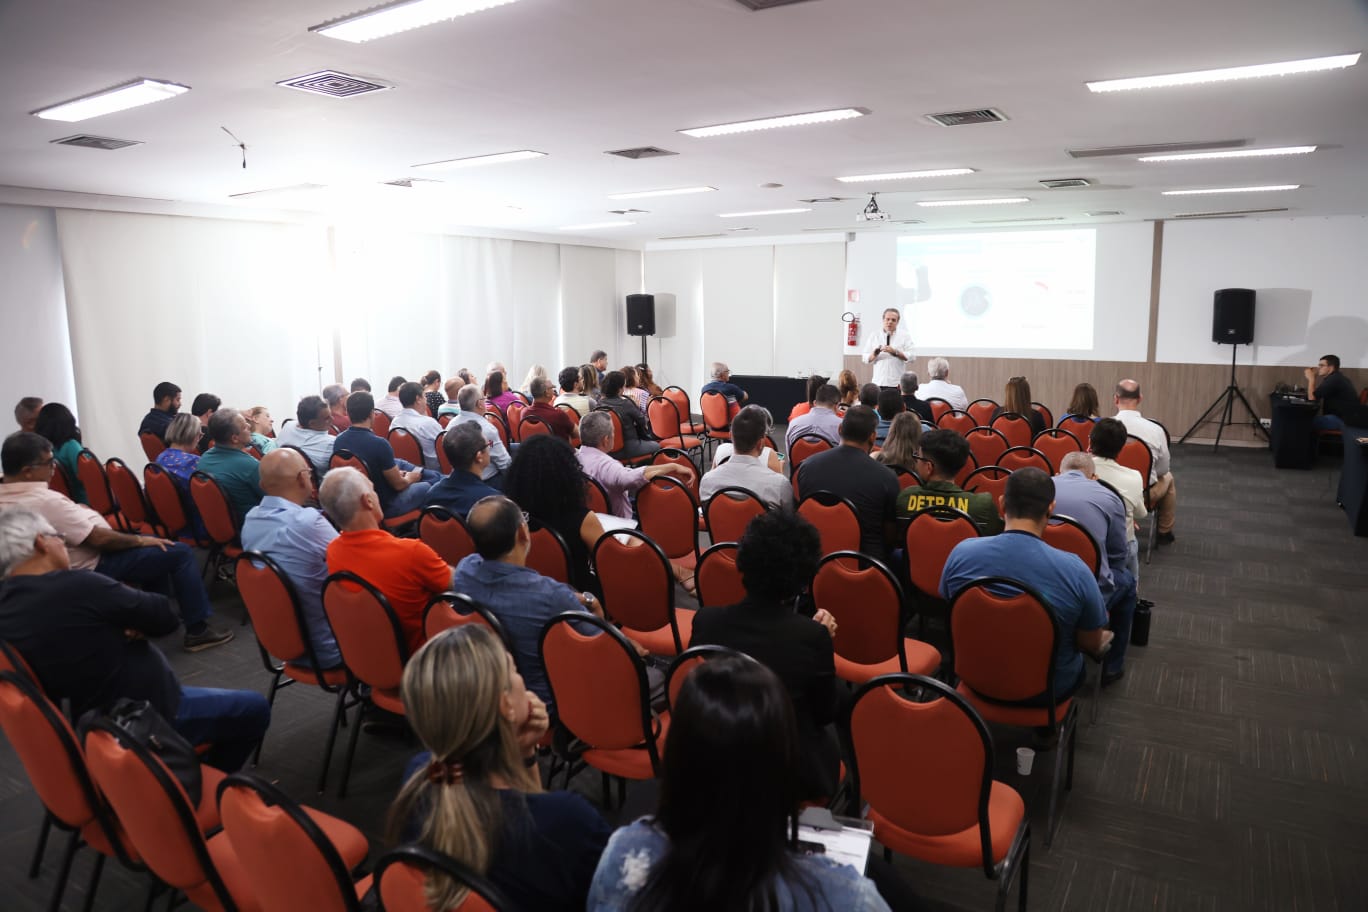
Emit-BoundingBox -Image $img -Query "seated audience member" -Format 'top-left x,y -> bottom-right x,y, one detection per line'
377,375 -> 406,419
576,411 -> 693,519
334,392 -> 436,518
689,511 -> 839,800
621,365 -> 651,412
795,406 -> 899,561
920,357 -> 969,412
1306,354 -> 1358,431
456,368 -> 475,386
487,361 -> 508,381
787,375 -> 829,422
320,466 -> 452,654
15,397 -> 42,434
1089,417 -> 1147,579
0,509 -> 268,769
940,468 -> 1113,703
33,402 -> 86,504
636,362 -> 663,398
241,448 -> 342,668
700,362 -> 749,409
785,383 -> 843,452
873,412 -> 924,476
897,428 -> 1003,534
1052,452 -> 1135,684
523,377 -> 578,444
580,364 -> 603,408
1067,382 -> 1101,421
426,424 -> 500,517
420,370 -> 445,418
350,377 -> 372,394
994,376 -> 1046,437
858,383 -> 880,409
277,395 -> 336,476
588,656 -> 891,911
711,405 -> 783,474
0,432 -> 230,651
520,364 -> 550,399
138,381 -> 181,440
484,370 -> 520,415
437,378 -> 463,419
589,350 -> 608,382
452,496 -> 601,710
504,435 -> 606,595
836,369 -> 860,407
244,406 -> 278,454
391,381 -> 445,470
196,409 -> 265,520
874,388 -> 905,445
155,414 -> 204,489
451,384 -> 511,487
323,383 -> 351,431
1113,380 -> 1176,544
553,366 -> 593,417
386,625 -> 609,912
190,392 -> 221,453
599,370 -> 660,459
900,371 -> 934,424
700,406 -> 793,510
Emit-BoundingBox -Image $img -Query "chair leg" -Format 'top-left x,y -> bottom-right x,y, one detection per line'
316,688 -> 350,794
47,829 -> 81,912
1045,743 -> 1067,849
29,811 -> 52,878
253,670 -> 286,766
338,698 -> 367,798
1090,664 -> 1103,725
617,776 -> 626,809
82,852 -> 106,912
1017,835 -> 1031,912
601,772 -> 612,810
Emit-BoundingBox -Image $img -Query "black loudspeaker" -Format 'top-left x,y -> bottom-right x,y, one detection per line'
1212,288 -> 1255,344
626,294 -> 656,337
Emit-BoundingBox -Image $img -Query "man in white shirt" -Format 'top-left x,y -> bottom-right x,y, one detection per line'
919,357 -> 969,412
276,395 -> 337,476
863,308 -> 914,390
376,375 -> 405,419
1088,418 -> 1148,579
390,381 -> 445,471
553,366 -> 593,417
1113,379 -> 1175,544
701,406 -> 792,510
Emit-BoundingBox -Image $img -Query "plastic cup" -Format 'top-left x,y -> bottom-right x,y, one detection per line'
1016,747 -> 1035,775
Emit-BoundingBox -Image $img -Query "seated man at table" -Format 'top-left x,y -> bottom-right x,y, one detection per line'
575,411 -> 693,519
333,392 -> 435,519
795,406 -> 899,561
700,405 -> 793,510
426,423 -> 500,518
390,381 -> 445,471
896,429 -> 1003,534
1305,354 -> 1359,432
276,395 -> 337,476
522,376 -> 578,444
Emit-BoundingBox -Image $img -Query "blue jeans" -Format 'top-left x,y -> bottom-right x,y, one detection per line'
1103,567 -> 1137,673
173,686 -> 271,772
97,543 -> 211,629
384,481 -> 433,517
1313,414 -> 1344,432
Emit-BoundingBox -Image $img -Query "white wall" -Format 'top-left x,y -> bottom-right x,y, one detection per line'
1156,215 -> 1368,368
0,205 -> 76,417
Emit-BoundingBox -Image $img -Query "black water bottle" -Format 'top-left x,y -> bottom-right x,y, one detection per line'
1131,599 -> 1152,646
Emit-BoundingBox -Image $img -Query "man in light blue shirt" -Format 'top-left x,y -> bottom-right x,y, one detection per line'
451,383 -> 510,488
241,448 -> 341,668
785,384 -> 842,452
390,381 -> 445,471
276,395 -> 336,477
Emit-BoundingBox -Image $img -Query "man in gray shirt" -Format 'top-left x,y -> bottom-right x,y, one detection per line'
450,383 -> 511,488
701,406 -> 792,510
785,384 -> 843,452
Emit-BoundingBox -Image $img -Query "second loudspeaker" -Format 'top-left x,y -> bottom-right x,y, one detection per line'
626,294 -> 656,336
1212,288 -> 1255,344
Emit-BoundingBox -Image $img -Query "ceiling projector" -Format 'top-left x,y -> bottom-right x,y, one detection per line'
856,193 -> 890,222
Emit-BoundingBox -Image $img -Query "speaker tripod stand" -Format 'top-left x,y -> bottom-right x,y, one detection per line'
1179,342 -> 1269,451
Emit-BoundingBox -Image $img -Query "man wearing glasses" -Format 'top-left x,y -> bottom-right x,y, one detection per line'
425,423 -> 500,518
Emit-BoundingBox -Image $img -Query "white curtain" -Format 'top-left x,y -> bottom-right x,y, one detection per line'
0,205 -> 77,415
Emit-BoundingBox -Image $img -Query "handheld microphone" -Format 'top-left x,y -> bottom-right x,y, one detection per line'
885,332 -> 891,348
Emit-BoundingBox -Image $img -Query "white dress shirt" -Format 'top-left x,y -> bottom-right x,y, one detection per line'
390,408 -> 444,471
276,424 -> 336,476
863,328 -> 915,388
919,379 -> 969,412
700,454 -> 793,510
1093,456 -> 1148,543
1115,409 -> 1170,482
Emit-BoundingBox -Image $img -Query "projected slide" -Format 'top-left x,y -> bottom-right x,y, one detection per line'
896,229 -> 1097,350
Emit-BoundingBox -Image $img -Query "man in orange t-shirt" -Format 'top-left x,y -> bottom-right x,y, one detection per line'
319,466 -> 453,654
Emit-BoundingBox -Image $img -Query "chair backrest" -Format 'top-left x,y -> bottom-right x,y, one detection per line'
504,401 -> 526,441
217,773 -> 364,912
949,578 -> 1063,720
76,448 -> 118,517
636,476 -> 700,563
1044,515 -> 1102,577
517,414 -> 552,441
1056,414 -> 1096,447
962,465 -> 1012,505
1031,427 -> 1082,472
664,644 -> 749,712
49,460 -> 77,499
105,457 -> 150,528
890,465 -> 923,491
144,463 -> 193,537
966,399 -> 999,427
646,396 -> 683,440
903,506 -> 980,598
996,445 -> 1052,474
526,519 -> 572,584
583,475 -> 611,514
797,491 -> 862,557
330,449 -> 369,475
375,844 -> 508,912
388,428 -> 423,466
1032,402 -> 1054,428
371,410 -> 391,438
924,398 -> 952,423
935,410 -> 975,437
699,391 -> 731,436
788,433 -> 833,470
140,432 -> 167,462
662,386 -> 693,425
591,529 -> 682,653
538,613 -> 660,766
434,431 -> 454,474
694,542 -> 745,608
811,553 -> 906,667
322,572 -> 409,689
419,506 -> 476,566
990,412 -> 1034,449
952,451 -> 979,489
703,486 -> 768,545
965,427 -> 1009,470
422,593 -> 510,647
189,471 -> 241,545
651,448 -> 699,499
593,407 -> 633,460
483,412 -> 510,449
237,552 -> 333,680
1118,435 -> 1155,484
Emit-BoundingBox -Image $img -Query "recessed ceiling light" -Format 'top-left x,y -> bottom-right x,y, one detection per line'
559,220 -> 635,230
835,168 -> 975,183
1161,185 -> 1299,195
412,150 -> 546,170
1138,145 -> 1316,162
718,208 -> 812,218
31,79 -> 190,122
916,198 -> 1030,208
606,186 -> 716,200
1086,53 -> 1360,93
311,0 -> 519,42
680,107 -> 868,138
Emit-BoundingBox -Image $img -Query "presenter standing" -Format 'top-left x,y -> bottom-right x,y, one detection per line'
864,308 -> 914,390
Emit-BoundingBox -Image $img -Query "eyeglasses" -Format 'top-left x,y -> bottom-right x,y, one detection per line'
520,511 -> 530,524
26,457 -> 55,470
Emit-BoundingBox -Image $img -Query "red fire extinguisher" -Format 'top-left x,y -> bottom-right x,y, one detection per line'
843,311 -> 860,346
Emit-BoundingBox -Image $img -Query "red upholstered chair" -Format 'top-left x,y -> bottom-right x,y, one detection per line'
1117,435 -> 1157,561
436,415 -> 452,429
526,519 -> 573,584
788,433 -> 833,471
936,410 -> 976,437
328,450 -> 367,475
846,674 -> 1030,912
371,410 -> 391,438
967,399 -> 999,427
592,529 -> 693,656
434,430 -> 454,474
948,577 -> 1082,846
330,451 -> 421,533
662,386 -> 705,436
796,491 -> 862,558
990,413 -> 1034,449
140,432 -> 167,463
647,397 -> 703,453
76,448 -> 122,528
517,413 -> 553,441
189,471 -> 243,584
504,401 -> 526,441
699,391 -> 732,447
483,411 -> 510,449
419,506 -> 476,567
963,466 -> 1012,505
925,398 -> 953,423
811,553 -> 941,684
1044,515 -> 1101,577
1032,428 -> 1082,474
376,844 -> 509,912
594,407 -> 653,466
1056,414 -> 1096,448
635,476 -> 700,573
996,446 -> 1051,474
387,428 -> 423,467
953,451 -> 980,489
664,644 -> 749,712
583,475 -> 611,515
965,427 -> 1010,471
902,506 -> 980,646
1032,401 -> 1054,428
143,463 -> 206,545
48,461 -> 76,500
703,487 -> 768,545
652,448 -> 701,502
694,542 -> 746,608
105,457 -> 156,534
423,592 -> 510,647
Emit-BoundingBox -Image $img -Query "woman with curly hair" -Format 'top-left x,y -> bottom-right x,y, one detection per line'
503,435 -> 606,594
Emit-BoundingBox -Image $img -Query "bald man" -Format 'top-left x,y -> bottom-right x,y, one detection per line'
241,449 -> 341,667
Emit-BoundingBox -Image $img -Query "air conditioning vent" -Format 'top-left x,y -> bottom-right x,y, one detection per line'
1040,178 -> 1090,189
608,208 -> 649,215
51,134 -> 142,151
657,233 -> 726,240
1087,210 -> 1123,217
798,197 -> 856,204
605,146 -> 678,159
926,108 -> 1007,127
276,70 -> 393,98
735,0 -> 818,8
972,216 -> 1066,224
1068,139 -> 1245,159
1172,207 -> 1289,219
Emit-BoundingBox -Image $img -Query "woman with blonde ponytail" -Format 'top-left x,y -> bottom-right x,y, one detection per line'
385,625 -> 611,911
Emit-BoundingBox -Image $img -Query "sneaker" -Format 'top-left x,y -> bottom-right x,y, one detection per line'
183,625 -> 234,652
1101,667 -> 1125,688
1156,531 -> 1176,545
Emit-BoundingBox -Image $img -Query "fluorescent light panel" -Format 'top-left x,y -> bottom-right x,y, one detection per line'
1139,145 -> 1316,162
718,208 -> 811,218
916,198 -> 1030,208
312,0 -> 518,42
680,107 -> 867,138
413,149 -> 545,170
1087,53 -> 1360,93
560,220 -> 635,230
32,79 -> 189,122
836,168 -> 975,183
1161,185 -> 1299,195
607,186 -> 716,200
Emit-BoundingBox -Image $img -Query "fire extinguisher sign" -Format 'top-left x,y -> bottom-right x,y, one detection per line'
847,289 -> 860,303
